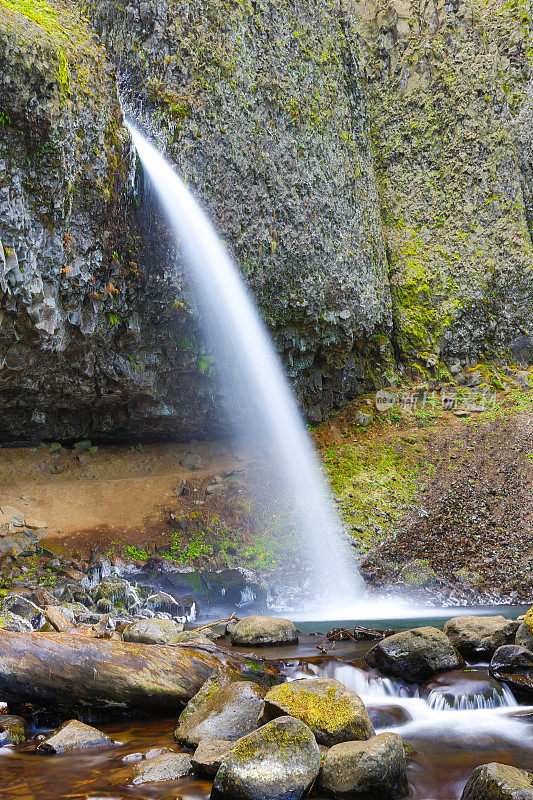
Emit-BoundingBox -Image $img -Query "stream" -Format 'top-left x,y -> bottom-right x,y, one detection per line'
1,612 -> 531,800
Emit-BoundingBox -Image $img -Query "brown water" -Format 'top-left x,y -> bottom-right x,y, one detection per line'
1,632 -> 532,800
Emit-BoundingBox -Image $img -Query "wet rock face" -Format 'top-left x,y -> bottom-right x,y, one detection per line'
85,0 -> 394,423
489,645 -> 533,702
461,762 -> 533,800
443,616 -> 518,660
364,627 -> 464,683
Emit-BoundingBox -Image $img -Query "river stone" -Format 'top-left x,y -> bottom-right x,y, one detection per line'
366,705 -> 412,730
178,667 -> 242,725
122,618 -> 185,645
211,716 -> 321,800
36,720 -> 115,753
230,616 -> 298,647
489,645 -> 533,702
443,616 -> 517,659
191,738 -> 233,777
318,732 -> 408,799
0,715 -> 26,746
515,622 -> 533,651
263,678 -> 374,746
364,627 -> 464,682
131,752 -> 193,784
174,681 -> 266,746
461,762 -> 533,800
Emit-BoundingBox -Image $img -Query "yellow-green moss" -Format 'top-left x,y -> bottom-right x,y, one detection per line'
525,605 -> 533,634
267,684 -> 364,733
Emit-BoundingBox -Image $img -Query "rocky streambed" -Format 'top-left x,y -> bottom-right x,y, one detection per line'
0,612 -> 532,800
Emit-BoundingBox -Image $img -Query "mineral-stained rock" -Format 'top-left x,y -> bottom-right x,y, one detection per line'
263,678 -> 374,746
460,762 -> 533,800
365,627 -> 464,682
489,645 -> 533,702
191,738 -> 233,777
318,733 -> 408,799
174,681 -> 266,747
230,616 -> 298,647
443,616 -> 518,659
36,720 -> 115,753
0,715 -> 26,747
211,716 -> 321,800
122,618 -> 185,645
130,752 -> 192,785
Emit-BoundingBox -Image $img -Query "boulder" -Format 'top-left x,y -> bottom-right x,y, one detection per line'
443,616 -> 517,659
122,618 -> 185,645
318,732 -> 408,799
516,622 -> 533,651
130,752 -> 192,785
179,667 -> 241,724
263,678 -> 374,746
211,716 -> 321,800
36,720 -> 115,753
366,705 -> 412,730
174,681 -> 266,746
461,762 -> 533,800
489,645 -> 533,702
365,627 -> 464,682
0,715 -> 26,746
191,738 -> 233,777
230,616 -> 298,647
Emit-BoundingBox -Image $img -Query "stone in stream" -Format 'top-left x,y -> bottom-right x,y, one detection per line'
263,678 -> 374,746
211,716 -> 321,800
364,627 -> 464,682
36,720 -> 115,753
0,715 -> 26,746
460,762 -> 533,800
122,618 -> 185,645
419,669 -> 513,709
179,667 -> 242,725
192,738 -> 233,777
443,616 -> 518,659
174,681 -> 266,746
130,752 -> 193,784
230,615 -> 298,646
318,732 -> 408,799
489,645 -> 533,702
366,705 -> 412,729
516,622 -> 533,651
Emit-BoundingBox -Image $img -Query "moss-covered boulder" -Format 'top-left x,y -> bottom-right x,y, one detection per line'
122,618 -> 185,645
211,716 -> 321,800
0,715 -> 26,747
443,616 -> 518,659
263,678 -> 374,746
318,732 -> 408,799
365,627 -> 464,682
174,681 -> 266,747
178,666 -> 242,725
516,606 -> 533,650
230,616 -> 298,647
461,762 -> 533,800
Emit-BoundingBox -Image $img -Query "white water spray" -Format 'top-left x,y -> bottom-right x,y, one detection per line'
127,123 -> 360,614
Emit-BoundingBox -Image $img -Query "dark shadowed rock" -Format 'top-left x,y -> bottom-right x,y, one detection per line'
489,645 -> 533,702
366,705 -> 411,730
211,716 -> 321,800
460,762 -> 533,800
0,715 -> 26,746
443,616 -> 517,659
263,678 -> 374,746
365,627 -> 464,682
122,618 -> 185,645
230,616 -> 298,647
192,739 -> 233,777
318,732 -> 408,799
36,720 -> 115,753
131,752 -> 193,785
174,681 -> 265,746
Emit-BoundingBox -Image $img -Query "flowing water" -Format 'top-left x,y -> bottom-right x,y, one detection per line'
126,123 -> 359,616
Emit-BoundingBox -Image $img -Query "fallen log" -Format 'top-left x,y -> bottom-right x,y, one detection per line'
0,630 -> 280,712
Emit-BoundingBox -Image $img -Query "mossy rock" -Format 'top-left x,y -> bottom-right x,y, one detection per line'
461,762 -> 533,800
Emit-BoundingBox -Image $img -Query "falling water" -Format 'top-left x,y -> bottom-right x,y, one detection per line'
127,123 -> 360,614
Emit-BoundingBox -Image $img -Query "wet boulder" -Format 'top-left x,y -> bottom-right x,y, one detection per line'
36,720 -> 115,753
131,752 -> 193,784
365,627 -> 464,682
174,681 -> 266,746
263,677 -> 374,746
192,738 -> 233,777
489,645 -> 533,702
443,616 -> 517,659
0,715 -> 26,746
366,705 -> 412,730
318,732 -> 408,799
461,762 -> 533,800
94,578 -> 135,609
211,716 -> 321,800
230,615 -> 298,646
122,618 -> 185,645
515,622 -> 533,651
179,667 -> 242,724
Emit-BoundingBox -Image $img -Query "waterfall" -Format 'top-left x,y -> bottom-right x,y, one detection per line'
127,122 -> 360,615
